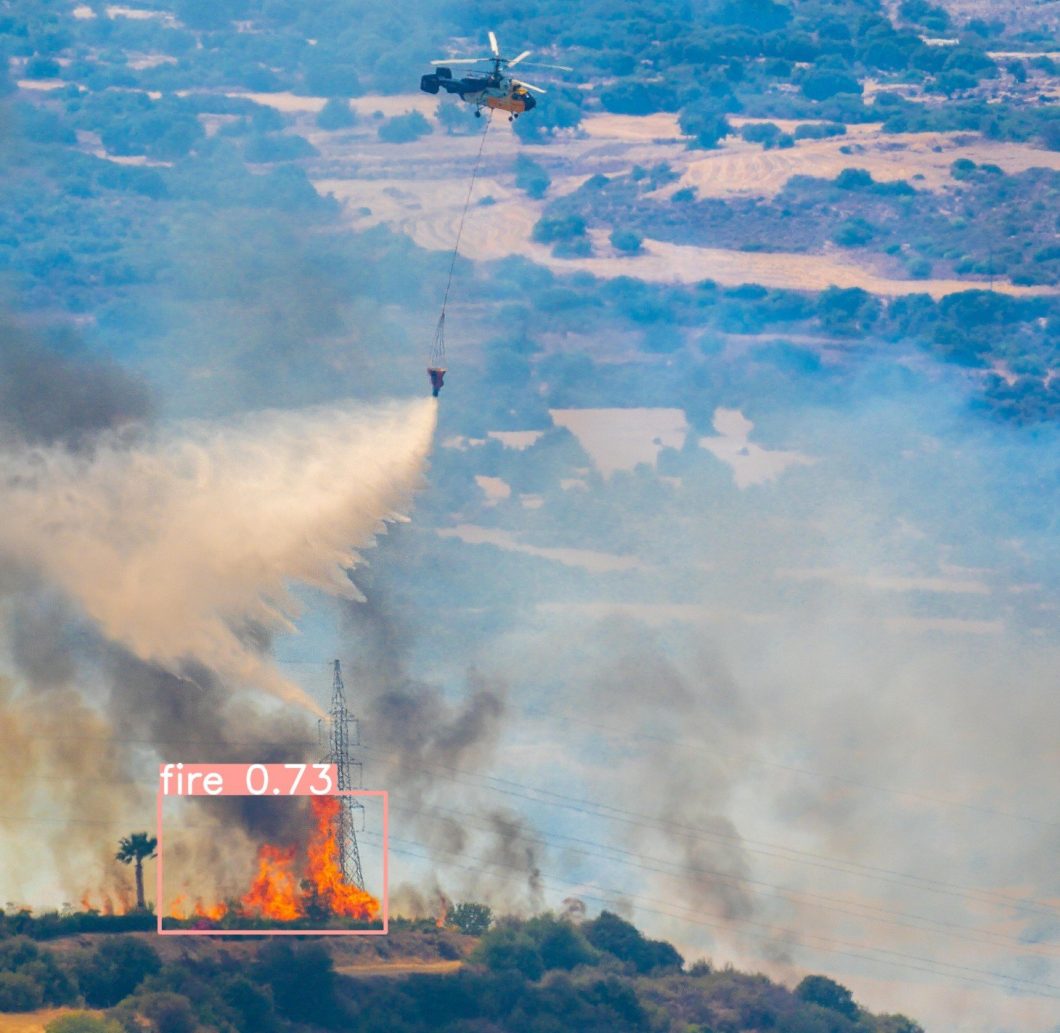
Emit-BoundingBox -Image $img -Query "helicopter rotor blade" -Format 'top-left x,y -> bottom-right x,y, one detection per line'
512,78 -> 546,94
515,61 -> 574,71
488,31 -> 499,56
508,50 -> 533,67
431,57 -> 491,65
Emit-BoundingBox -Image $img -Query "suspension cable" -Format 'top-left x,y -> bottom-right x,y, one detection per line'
430,111 -> 494,369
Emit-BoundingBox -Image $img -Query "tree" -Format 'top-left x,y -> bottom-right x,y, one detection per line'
317,98 -> 356,131
76,938 -> 161,1008
515,156 -> 550,199
584,911 -> 683,973
378,111 -> 431,143
115,833 -> 156,911
795,974 -> 859,1018
0,972 -> 43,1011
679,102 -> 731,149
448,902 -> 493,936
801,69 -> 862,100
610,228 -> 643,254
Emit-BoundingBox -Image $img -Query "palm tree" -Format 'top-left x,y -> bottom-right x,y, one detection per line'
115,832 -> 157,911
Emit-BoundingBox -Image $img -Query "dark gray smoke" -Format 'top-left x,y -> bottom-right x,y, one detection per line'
340,579 -> 555,909
0,311 -> 152,450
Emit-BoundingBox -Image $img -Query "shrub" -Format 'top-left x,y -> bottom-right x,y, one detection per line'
378,111 -> 431,143
833,218 -> 876,246
45,1015 -> 123,1033
532,214 -> 586,244
583,911 -> 683,973
740,122 -> 782,148
794,122 -> 846,140
611,228 -> 643,253
0,971 -> 44,1011
679,103 -> 731,148
254,942 -> 340,1026
219,976 -> 278,1033
474,924 -> 544,980
835,167 -> 874,190
801,69 -> 862,100
316,98 -> 356,130
795,974 -> 858,1018
515,156 -> 551,199
244,134 -> 318,162
25,57 -> 61,79
76,938 -> 161,1008
448,902 -> 493,936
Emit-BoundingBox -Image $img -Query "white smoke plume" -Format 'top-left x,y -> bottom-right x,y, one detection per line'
0,397 -> 437,709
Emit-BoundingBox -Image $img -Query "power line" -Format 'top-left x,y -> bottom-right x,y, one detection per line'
356,745 -> 1060,918
0,736 -> 1054,916
360,830 -> 1060,999
386,799 -> 1059,959
524,703 -> 1059,829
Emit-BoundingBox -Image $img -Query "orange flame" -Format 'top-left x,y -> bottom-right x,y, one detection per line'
241,844 -> 302,921
306,796 -> 380,921
194,898 -> 228,921
436,891 -> 449,929
165,796 -> 380,924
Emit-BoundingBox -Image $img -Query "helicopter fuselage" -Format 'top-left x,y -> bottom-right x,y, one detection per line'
421,68 -> 536,115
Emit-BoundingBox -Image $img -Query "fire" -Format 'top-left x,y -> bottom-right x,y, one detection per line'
194,899 -> 228,921
436,891 -> 450,929
241,844 -> 302,921
166,796 -> 380,925
305,796 -> 379,921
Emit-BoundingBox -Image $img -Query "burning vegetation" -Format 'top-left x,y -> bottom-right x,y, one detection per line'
164,796 -> 380,929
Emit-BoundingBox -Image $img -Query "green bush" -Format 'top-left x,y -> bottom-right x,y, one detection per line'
611,228 -> 643,253
0,971 -> 44,1011
254,942 -> 340,1026
76,938 -> 161,1008
795,974 -> 858,1018
244,133 -> 318,162
533,214 -> 587,244
583,911 -> 683,973
45,1014 -> 123,1033
833,218 -> 876,246
679,103 -> 731,149
515,156 -> 551,199
377,111 -> 432,143
317,98 -> 356,130
448,901 -> 493,936
802,69 -> 862,101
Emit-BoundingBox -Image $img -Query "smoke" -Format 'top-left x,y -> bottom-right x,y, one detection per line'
340,574 -> 557,909
0,397 -> 437,707
0,311 -> 153,450
0,384 -> 439,903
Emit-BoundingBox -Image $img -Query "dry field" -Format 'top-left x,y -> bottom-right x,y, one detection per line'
0,1009 -> 102,1033
305,95 -> 1060,298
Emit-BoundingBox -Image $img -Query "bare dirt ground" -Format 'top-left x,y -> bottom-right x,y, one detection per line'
0,1010 -> 101,1033
302,96 -> 1060,298
335,959 -> 464,977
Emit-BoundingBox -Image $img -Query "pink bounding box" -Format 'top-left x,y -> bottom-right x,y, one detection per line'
156,762 -> 388,936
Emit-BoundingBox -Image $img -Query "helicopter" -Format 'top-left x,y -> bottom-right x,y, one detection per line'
420,31 -> 571,121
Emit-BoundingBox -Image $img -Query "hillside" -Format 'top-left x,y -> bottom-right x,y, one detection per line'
0,913 -> 925,1033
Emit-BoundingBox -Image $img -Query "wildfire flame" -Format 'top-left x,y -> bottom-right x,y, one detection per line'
242,844 -> 302,921
165,795 -> 380,925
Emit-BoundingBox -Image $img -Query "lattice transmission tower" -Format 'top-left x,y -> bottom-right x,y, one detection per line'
319,659 -> 365,889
